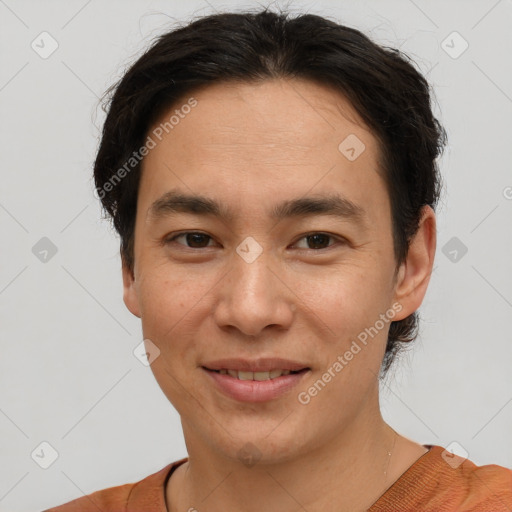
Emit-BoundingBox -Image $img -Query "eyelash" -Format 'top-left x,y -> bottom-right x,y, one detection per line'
163,231 -> 346,251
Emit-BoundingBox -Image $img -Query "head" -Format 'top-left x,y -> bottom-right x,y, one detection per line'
94,9 -> 446,462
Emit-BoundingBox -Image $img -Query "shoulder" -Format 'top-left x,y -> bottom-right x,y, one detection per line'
42,482 -> 135,512
42,460 -> 185,512
370,445 -> 512,511
457,455 -> 512,510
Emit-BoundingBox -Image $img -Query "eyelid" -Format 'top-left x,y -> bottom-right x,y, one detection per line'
292,232 -> 345,250
164,231 -> 218,248
164,231 -> 346,250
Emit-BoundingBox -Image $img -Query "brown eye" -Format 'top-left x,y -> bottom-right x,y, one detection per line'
166,232 -> 214,248
305,233 -> 332,249
294,233 -> 340,250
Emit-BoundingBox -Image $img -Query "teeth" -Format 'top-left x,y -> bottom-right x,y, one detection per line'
219,369 -> 295,380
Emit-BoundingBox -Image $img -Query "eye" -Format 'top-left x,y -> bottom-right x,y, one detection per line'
164,231 -> 345,251
165,231 -> 216,248
293,232 -> 342,250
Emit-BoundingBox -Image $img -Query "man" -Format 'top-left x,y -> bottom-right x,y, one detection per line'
45,8 -> 512,512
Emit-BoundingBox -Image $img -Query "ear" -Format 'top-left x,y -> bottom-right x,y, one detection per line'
392,205 -> 436,321
122,260 -> 141,318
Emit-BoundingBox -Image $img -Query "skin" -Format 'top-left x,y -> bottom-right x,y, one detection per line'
122,78 -> 436,511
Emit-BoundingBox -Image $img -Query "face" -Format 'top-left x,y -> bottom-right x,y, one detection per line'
123,78 -> 432,464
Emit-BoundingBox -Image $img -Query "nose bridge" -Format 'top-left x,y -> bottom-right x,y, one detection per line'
234,246 -> 273,298
214,240 -> 292,336
232,240 -> 276,308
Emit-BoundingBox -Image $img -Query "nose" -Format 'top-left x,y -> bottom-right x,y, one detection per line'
212,247 -> 294,338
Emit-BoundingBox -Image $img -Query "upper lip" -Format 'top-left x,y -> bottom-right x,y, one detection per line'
203,358 -> 310,372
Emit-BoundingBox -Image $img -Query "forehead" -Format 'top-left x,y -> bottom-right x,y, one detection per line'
153,78 -> 375,149
138,78 -> 388,223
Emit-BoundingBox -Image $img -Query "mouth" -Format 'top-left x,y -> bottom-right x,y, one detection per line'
201,359 -> 311,402
204,368 -> 308,380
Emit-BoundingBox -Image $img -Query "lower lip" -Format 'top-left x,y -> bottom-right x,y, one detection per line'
203,368 -> 310,403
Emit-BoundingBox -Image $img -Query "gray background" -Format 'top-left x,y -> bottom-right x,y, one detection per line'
1,0 -> 511,510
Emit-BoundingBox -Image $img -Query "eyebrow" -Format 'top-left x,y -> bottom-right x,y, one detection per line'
147,188 -> 367,226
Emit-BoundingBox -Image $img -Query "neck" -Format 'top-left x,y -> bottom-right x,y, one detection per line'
166,406 -> 420,512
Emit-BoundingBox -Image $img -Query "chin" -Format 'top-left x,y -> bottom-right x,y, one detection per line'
190,417 -> 317,468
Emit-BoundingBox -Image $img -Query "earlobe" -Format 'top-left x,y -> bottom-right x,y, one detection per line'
392,206 -> 436,321
122,262 -> 141,318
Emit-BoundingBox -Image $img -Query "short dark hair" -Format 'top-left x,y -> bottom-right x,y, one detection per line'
93,8 -> 447,376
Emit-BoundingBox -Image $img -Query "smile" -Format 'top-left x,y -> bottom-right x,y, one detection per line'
211,369 -> 304,380
202,363 -> 310,402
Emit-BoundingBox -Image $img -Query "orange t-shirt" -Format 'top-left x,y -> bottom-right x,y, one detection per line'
43,445 -> 512,511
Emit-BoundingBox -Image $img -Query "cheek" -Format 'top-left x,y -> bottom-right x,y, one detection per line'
136,272 -> 206,409
315,264 -> 386,320
308,265 -> 392,367
300,279 -> 389,421
136,271 -> 200,354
